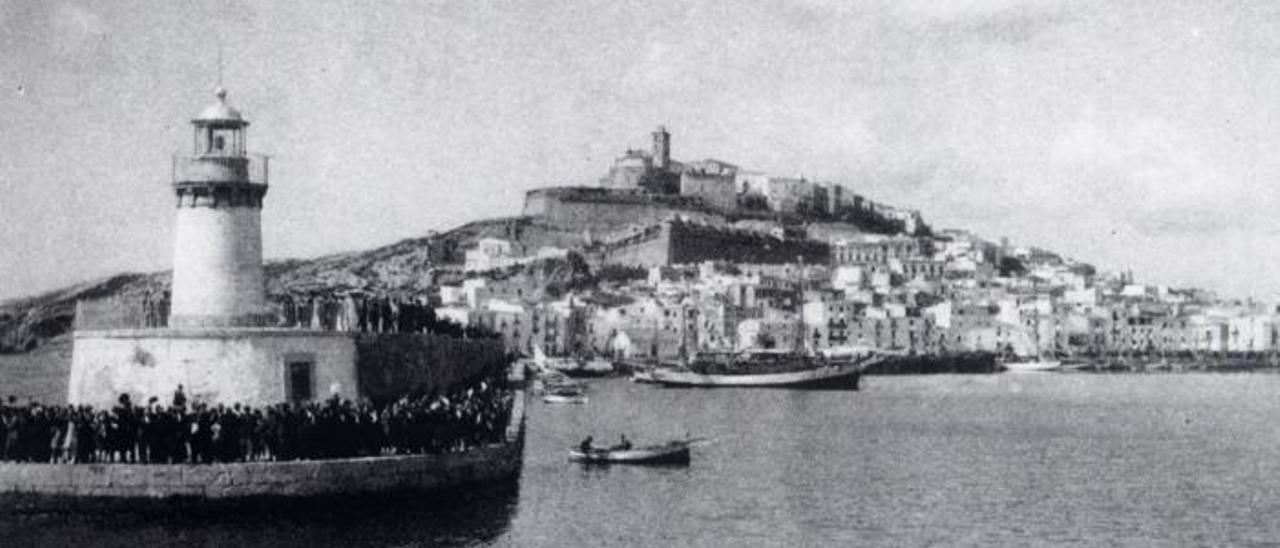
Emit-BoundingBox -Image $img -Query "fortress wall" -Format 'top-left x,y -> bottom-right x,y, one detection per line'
805,222 -> 869,243
69,329 -> 358,408
522,188 -> 723,235
356,333 -> 508,405
522,192 -> 553,217
591,229 -> 671,268
667,222 -> 829,265
680,172 -> 737,212
590,222 -> 830,267
432,217 -> 590,265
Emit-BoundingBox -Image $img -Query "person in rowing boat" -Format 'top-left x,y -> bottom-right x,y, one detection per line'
614,434 -> 632,451
579,435 -> 594,453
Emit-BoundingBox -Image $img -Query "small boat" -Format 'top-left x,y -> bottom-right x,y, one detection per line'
1000,358 -> 1062,373
532,345 -> 614,378
630,370 -> 657,383
568,441 -> 691,465
549,358 -> 615,378
543,392 -> 588,405
1056,359 -> 1090,371
537,370 -> 582,391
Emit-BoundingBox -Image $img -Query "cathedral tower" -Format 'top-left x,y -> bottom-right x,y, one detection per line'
652,125 -> 671,170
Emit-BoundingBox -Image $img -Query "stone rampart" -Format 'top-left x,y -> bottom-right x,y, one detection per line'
589,220 -> 830,267
668,221 -> 828,265
523,187 -> 723,234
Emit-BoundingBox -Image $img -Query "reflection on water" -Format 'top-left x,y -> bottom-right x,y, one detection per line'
0,481 -> 520,548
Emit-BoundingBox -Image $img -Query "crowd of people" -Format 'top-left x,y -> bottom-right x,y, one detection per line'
276,293 -> 499,339
0,379 -> 514,465
278,293 -> 433,333
74,291 -> 500,340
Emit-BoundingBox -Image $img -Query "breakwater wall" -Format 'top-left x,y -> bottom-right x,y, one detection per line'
1079,353 -> 1280,372
0,390 -> 525,511
864,353 -> 998,375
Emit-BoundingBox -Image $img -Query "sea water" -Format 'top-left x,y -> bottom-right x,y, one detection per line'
6,373 -> 1280,547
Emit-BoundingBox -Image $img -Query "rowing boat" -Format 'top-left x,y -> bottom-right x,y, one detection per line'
543,392 -> 588,405
568,441 -> 691,465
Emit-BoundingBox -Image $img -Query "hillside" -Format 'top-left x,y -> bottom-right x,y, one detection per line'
0,217 -> 591,355
0,188 -> 917,354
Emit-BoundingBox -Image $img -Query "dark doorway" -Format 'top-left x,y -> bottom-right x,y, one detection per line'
287,360 -> 314,402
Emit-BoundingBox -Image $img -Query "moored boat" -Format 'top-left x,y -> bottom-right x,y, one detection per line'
1000,358 -> 1062,373
648,347 -> 882,389
542,391 -> 587,405
532,345 -> 614,378
568,441 -> 691,465
551,358 -> 615,378
630,370 -> 657,383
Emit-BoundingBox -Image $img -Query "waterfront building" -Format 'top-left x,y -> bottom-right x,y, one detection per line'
848,315 -> 935,353
588,296 -> 690,359
473,299 -> 532,355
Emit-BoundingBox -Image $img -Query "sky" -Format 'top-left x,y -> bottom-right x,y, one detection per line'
3,0 -> 1280,301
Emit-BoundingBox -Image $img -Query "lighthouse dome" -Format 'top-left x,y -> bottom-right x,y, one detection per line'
194,87 -> 247,125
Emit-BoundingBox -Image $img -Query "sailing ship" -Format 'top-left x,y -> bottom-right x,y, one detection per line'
648,345 -> 881,389
649,259 -> 886,389
998,314 -> 1062,372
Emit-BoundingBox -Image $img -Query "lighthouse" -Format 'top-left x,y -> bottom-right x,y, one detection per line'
68,85 -> 363,408
169,88 -> 270,328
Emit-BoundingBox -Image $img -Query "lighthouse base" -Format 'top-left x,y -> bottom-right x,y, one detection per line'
68,328 -> 358,408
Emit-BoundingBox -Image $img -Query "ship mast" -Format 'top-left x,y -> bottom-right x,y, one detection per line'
796,254 -> 807,355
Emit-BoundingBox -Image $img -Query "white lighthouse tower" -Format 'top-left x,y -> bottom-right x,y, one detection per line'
68,87 -> 362,408
169,88 -> 270,328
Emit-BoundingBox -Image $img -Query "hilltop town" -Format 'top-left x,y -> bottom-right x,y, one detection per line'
446,127 -> 1269,366
0,126 -> 1272,369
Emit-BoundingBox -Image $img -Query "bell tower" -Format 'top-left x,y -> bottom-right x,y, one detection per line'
169,87 -> 271,327
652,125 -> 671,170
